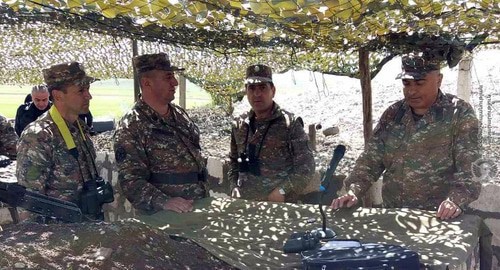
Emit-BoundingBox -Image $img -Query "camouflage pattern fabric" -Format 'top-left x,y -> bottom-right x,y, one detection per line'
133,53 -> 184,74
346,91 -> 481,210
228,103 -> 315,201
245,64 -> 273,84
43,62 -> 97,87
113,99 -> 206,214
0,114 -> 18,159
16,112 -> 97,204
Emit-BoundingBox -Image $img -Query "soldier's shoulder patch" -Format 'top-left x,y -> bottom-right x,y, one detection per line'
115,146 -> 127,163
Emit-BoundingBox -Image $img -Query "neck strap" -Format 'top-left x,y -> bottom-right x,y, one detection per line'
49,106 -> 86,152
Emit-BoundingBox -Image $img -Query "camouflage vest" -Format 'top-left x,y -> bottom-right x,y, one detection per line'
233,109 -> 298,159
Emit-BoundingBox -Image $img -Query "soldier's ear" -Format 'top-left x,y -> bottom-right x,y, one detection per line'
437,73 -> 443,88
51,89 -> 62,101
140,76 -> 151,88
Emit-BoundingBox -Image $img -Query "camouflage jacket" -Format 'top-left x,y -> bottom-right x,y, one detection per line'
346,91 -> 481,210
228,103 -> 315,201
0,114 -> 18,159
113,99 -> 206,214
16,112 -> 97,204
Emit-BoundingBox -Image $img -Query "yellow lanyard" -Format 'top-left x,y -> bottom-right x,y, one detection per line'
49,106 -> 86,152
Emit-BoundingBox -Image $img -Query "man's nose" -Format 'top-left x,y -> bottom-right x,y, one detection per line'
84,91 -> 92,100
406,85 -> 418,95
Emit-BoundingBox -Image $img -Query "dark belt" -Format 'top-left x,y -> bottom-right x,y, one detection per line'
150,172 -> 206,185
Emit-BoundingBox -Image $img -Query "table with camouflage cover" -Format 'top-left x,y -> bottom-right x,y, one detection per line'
139,197 -> 489,269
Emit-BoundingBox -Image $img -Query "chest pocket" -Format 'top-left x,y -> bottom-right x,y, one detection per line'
420,125 -> 453,159
379,124 -> 405,174
147,128 -> 178,153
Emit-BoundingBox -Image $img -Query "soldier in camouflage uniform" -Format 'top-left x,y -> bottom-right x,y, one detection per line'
331,53 -> 481,220
0,114 -> 17,160
229,64 -> 315,202
16,62 -> 105,221
113,53 -> 206,214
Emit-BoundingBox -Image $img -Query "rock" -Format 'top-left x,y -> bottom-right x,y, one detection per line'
13,262 -> 25,269
322,126 -> 340,136
95,247 -> 113,261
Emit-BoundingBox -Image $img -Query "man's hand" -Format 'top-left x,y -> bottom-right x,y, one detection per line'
267,187 -> 285,202
231,187 -> 241,198
162,197 -> 194,213
436,199 -> 462,220
330,193 -> 358,209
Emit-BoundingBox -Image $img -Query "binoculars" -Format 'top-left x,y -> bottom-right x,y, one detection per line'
79,177 -> 114,220
238,152 -> 261,176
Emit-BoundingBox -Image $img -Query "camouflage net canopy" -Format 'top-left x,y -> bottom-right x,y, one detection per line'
0,0 -> 499,105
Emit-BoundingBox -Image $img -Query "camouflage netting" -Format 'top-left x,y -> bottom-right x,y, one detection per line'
0,0 -> 499,108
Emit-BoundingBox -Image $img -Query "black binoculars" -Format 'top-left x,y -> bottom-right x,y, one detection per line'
238,152 -> 261,176
79,177 -> 114,220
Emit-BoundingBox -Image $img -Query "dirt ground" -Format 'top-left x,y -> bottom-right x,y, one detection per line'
0,219 -> 236,269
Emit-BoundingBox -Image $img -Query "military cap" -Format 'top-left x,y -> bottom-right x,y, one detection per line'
245,64 -> 273,84
43,62 -> 97,87
133,53 -> 184,74
396,53 -> 442,80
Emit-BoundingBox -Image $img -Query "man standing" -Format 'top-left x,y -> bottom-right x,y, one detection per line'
228,64 -> 315,202
331,53 -> 481,220
0,115 -> 17,160
14,85 -> 52,136
113,53 -> 207,214
16,62 -> 110,221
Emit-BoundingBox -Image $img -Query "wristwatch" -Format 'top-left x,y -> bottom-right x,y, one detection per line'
278,187 -> 286,195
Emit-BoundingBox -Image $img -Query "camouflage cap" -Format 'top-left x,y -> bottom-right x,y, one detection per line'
245,64 -> 272,84
43,62 -> 98,87
396,53 -> 442,80
133,53 -> 185,74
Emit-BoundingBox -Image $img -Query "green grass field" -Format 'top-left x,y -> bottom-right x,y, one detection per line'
0,79 -> 212,119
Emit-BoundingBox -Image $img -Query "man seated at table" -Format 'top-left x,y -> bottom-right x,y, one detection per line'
330,52 -> 481,220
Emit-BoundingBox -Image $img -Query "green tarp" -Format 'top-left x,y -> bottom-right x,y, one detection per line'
138,197 -> 487,270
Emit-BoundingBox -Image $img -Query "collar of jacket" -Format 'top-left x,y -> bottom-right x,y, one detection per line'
135,98 -> 174,123
244,102 -> 284,125
401,90 -> 451,124
27,101 -> 52,113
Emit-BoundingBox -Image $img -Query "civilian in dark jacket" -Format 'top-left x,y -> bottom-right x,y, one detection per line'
15,85 -> 51,136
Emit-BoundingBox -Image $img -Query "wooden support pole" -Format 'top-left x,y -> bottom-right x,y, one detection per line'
457,54 -> 473,102
179,75 -> 187,109
359,48 -> 373,148
132,39 -> 140,102
308,124 -> 316,151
